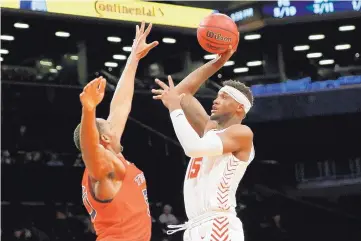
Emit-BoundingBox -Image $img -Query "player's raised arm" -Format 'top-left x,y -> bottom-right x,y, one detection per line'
175,45 -> 236,96
107,21 -> 158,141
78,77 -> 116,180
153,77 -> 251,157
164,45 -> 236,136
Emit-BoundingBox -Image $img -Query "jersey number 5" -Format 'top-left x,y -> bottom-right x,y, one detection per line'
187,157 -> 203,179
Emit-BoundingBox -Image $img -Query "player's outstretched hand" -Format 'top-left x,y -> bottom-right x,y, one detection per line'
152,75 -> 185,111
80,77 -> 107,111
131,21 -> 159,60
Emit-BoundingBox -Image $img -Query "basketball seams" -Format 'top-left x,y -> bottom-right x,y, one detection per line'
199,35 -> 231,47
199,25 -> 239,38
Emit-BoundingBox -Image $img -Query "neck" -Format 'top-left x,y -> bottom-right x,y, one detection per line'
104,144 -> 116,154
216,115 -> 243,130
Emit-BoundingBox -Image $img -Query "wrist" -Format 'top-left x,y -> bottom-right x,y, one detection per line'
82,106 -> 96,113
128,52 -> 141,63
211,56 -> 228,69
170,108 -> 183,117
168,103 -> 182,113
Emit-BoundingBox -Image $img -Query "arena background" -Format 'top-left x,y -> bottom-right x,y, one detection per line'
1,1 -> 361,241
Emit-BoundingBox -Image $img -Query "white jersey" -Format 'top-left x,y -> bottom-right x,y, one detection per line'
183,129 -> 255,220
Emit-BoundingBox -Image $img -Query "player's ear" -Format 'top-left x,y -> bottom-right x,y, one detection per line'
236,104 -> 245,114
100,134 -> 111,144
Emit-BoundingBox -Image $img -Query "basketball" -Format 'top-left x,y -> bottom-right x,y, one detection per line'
197,13 -> 239,54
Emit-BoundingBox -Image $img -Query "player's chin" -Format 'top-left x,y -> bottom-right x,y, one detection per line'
210,113 -> 220,121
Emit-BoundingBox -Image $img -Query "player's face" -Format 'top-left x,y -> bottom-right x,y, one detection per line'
210,91 -> 240,121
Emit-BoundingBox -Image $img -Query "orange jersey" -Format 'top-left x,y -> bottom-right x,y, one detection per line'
81,158 -> 151,241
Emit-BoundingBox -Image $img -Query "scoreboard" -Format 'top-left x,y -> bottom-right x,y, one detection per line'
226,0 -> 361,32
262,0 -> 361,19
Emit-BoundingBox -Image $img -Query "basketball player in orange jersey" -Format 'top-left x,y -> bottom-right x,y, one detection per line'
72,22 -> 158,241
152,44 -> 255,241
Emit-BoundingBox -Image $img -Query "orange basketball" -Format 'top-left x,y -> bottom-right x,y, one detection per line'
197,13 -> 239,54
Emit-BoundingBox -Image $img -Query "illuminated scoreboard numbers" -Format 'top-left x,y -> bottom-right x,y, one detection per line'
313,0 -> 334,14
262,0 -> 360,20
273,0 -> 297,18
352,0 -> 361,11
274,5 -> 297,18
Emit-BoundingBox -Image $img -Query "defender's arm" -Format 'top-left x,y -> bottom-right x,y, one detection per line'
80,108 -> 125,181
107,22 -> 158,141
106,55 -> 139,141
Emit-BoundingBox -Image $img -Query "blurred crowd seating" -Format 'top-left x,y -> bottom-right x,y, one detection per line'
1,200 -> 186,241
3,64 -> 361,98
2,113 -> 361,241
251,75 -> 361,96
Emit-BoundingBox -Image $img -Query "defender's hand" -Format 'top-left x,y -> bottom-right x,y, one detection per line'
80,77 -> 107,111
131,21 -> 159,60
152,75 -> 185,111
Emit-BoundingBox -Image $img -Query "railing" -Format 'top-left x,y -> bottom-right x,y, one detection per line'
295,158 -> 361,183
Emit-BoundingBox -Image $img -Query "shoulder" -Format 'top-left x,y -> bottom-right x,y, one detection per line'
212,125 -> 253,154
223,124 -> 253,141
229,124 -> 253,135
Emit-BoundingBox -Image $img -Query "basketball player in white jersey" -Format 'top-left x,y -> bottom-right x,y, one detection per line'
152,45 -> 254,241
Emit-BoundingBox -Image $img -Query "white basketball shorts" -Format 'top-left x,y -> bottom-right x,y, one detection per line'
183,215 -> 244,241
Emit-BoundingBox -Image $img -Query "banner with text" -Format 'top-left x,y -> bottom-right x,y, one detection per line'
1,0 -> 215,28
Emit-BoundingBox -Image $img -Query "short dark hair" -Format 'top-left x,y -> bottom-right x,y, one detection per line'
222,80 -> 254,106
73,121 -> 103,151
73,124 -> 81,150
